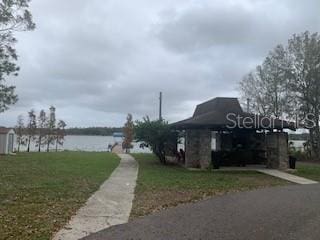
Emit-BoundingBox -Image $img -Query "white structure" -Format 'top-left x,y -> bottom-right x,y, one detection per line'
0,127 -> 15,154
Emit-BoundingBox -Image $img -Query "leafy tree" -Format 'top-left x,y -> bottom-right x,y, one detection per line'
134,117 -> 178,164
15,114 -> 25,152
0,0 -> 35,112
240,31 -> 320,158
55,120 -> 66,152
36,109 -> 47,152
45,106 -> 56,152
26,109 -> 36,152
122,113 -> 134,153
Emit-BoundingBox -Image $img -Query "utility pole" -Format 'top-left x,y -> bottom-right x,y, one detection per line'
159,92 -> 163,121
247,98 -> 250,113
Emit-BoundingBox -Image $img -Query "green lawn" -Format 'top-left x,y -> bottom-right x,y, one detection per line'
130,153 -> 289,218
0,152 -> 119,240
294,162 -> 320,181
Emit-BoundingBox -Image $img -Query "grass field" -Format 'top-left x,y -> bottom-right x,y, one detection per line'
0,152 -> 119,240
294,162 -> 320,181
130,153 -> 289,218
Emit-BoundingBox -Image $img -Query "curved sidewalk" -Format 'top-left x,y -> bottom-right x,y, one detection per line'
53,154 -> 138,240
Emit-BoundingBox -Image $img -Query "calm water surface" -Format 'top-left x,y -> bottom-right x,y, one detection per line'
19,135 -> 152,153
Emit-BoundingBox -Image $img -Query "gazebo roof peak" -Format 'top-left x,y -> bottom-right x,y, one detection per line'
193,97 -> 243,117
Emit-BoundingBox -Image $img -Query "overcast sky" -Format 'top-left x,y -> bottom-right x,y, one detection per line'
1,0 -> 320,127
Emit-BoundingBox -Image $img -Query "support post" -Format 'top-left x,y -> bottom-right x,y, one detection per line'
185,129 -> 211,169
266,132 -> 289,169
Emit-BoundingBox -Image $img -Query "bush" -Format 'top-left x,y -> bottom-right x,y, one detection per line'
134,117 -> 178,164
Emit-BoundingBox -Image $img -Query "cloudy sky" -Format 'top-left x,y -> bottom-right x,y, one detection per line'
1,0 -> 320,127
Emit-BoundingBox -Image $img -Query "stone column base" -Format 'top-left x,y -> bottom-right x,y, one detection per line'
185,129 -> 211,169
266,132 -> 288,169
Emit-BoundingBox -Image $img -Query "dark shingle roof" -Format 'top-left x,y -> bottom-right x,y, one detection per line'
171,97 -> 295,130
193,97 -> 242,117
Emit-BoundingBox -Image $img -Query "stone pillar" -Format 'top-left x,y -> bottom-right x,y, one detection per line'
185,129 -> 211,169
199,130 -> 212,169
266,132 -> 288,169
185,130 -> 200,168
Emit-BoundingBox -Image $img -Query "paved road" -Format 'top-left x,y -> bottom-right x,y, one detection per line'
83,184 -> 320,240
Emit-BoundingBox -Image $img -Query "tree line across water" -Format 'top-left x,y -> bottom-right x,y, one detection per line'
65,127 -> 123,136
16,106 -> 66,152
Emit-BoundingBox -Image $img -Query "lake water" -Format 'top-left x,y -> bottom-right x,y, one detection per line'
18,135 -> 305,153
19,135 -> 152,153
289,140 -> 306,151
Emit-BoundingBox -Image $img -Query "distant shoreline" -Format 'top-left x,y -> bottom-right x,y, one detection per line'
65,127 -> 123,136
65,134 -> 115,137
15,127 -> 123,137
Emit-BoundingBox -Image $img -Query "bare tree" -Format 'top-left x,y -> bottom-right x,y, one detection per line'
286,32 -> 320,157
240,45 -> 290,118
26,109 -> 36,152
15,114 -> 25,152
240,31 -> 320,158
45,106 -> 56,152
36,109 -> 47,152
55,120 -> 66,152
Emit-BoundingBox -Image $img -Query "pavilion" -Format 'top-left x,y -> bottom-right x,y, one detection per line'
171,97 -> 296,169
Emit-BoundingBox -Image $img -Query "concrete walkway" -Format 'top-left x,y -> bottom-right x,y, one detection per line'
258,169 -> 318,184
220,165 -> 318,184
53,154 -> 138,240
111,143 -> 124,154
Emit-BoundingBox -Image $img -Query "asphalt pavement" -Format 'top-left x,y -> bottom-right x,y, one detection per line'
83,184 -> 320,240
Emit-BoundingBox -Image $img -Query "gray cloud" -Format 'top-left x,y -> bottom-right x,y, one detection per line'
156,0 -> 320,53
1,0 -> 319,127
